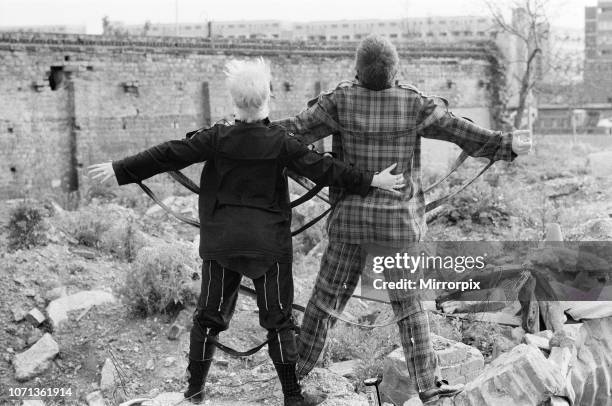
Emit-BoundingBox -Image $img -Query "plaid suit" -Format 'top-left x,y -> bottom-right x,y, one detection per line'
274,81 -> 516,391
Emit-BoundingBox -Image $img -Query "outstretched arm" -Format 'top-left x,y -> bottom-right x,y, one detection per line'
273,92 -> 338,145
418,97 -> 532,161
88,127 -> 216,185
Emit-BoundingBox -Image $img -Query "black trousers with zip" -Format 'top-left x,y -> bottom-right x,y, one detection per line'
189,259 -> 298,364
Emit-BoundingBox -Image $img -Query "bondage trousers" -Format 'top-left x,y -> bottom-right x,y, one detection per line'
189,260 -> 298,364
296,241 -> 437,392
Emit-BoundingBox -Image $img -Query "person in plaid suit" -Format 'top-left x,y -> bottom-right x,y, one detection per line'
274,35 -> 532,404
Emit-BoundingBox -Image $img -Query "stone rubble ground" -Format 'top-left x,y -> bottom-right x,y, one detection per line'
2,198 -> 612,406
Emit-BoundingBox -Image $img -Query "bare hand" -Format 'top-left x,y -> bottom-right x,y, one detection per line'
88,162 -> 116,184
512,130 -> 533,156
372,163 -> 405,195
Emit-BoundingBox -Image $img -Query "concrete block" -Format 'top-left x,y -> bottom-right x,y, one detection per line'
13,333 -> 59,381
24,308 -> 45,326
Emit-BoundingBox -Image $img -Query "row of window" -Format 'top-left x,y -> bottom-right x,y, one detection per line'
294,18 -> 489,30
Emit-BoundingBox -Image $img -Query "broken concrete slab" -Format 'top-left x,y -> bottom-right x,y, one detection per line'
524,333 -> 551,350
24,308 -> 46,326
564,301 -> 612,321
46,290 -> 116,329
549,347 -> 572,379
13,333 -> 59,381
380,335 -> 484,406
570,316 -> 612,406
100,358 -> 119,391
448,344 -> 571,405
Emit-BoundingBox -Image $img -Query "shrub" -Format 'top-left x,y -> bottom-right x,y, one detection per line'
100,216 -> 145,262
122,242 -> 199,316
63,208 -> 111,248
7,203 -> 48,250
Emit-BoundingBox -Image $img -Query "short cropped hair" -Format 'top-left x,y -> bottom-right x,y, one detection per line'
355,35 -> 399,90
225,58 -> 271,122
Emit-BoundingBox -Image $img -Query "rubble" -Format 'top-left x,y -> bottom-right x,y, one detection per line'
328,360 -> 360,379
100,358 -> 120,391
13,333 -> 59,381
26,328 -> 43,346
523,333 -> 551,350
302,368 -> 369,406
570,316 -> 612,406
380,335 -> 484,405
43,286 -> 67,302
86,391 -> 107,406
12,306 -> 27,322
46,290 -> 116,329
441,344 -> 571,405
24,308 -> 46,326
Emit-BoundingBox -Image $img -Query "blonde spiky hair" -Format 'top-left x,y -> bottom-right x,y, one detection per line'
224,58 -> 271,122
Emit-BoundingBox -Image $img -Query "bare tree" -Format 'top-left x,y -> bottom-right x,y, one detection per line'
486,0 -> 551,129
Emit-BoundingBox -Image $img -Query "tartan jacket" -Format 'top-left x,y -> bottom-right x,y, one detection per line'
274,80 -> 516,244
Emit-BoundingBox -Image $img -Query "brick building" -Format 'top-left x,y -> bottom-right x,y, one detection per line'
0,33 -> 501,198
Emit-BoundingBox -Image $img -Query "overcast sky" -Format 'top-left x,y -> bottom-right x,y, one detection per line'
0,0 -> 597,34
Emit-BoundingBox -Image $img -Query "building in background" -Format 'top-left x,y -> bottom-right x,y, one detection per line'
0,25 -> 86,34
104,16 -> 501,42
585,1 -> 612,103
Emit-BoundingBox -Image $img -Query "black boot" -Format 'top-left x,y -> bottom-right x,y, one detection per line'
183,359 -> 213,404
273,362 -> 324,406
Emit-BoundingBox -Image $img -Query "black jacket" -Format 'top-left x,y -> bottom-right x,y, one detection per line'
113,120 -> 373,268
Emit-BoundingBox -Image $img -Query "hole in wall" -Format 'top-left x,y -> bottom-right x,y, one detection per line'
283,81 -> 292,92
86,66 -> 94,71
10,167 -> 16,173
64,55 -> 71,62
49,66 -> 66,91
8,127 -> 14,133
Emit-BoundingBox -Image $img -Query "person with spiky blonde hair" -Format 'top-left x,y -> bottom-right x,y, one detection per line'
89,58 -> 404,405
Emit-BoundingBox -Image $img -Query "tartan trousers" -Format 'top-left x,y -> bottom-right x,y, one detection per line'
296,241 -> 437,392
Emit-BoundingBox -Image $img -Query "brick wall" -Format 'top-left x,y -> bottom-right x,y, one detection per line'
0,33 -> 499,198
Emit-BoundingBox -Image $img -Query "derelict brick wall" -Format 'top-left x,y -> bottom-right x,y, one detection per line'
0,33 -> 497,199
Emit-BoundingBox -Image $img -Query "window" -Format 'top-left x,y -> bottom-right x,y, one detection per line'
331,24 -> 338,28
440,32 -> 447,37
390,33 -> 398,38
331,35 -> 338,40
378,22 -> 385,27
342,35 -> 350,40
477,31 -> 485,36
342,24 -> 349,28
